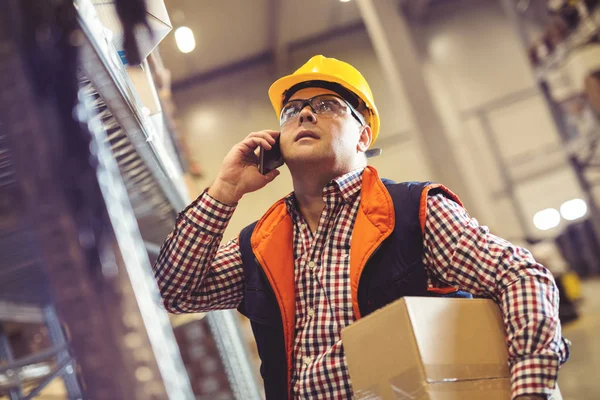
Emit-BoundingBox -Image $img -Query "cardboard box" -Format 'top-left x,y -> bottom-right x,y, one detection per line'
341,297 -> 562,400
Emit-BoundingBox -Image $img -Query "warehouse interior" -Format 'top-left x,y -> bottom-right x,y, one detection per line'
1,0 -> 600,399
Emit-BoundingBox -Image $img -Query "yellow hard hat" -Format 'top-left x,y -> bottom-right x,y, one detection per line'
268,55 -> 380,145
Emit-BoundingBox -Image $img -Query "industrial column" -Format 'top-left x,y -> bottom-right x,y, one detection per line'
357,0 -> 481,215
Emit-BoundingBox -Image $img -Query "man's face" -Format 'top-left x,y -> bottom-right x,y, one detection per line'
279,87 -> 370,168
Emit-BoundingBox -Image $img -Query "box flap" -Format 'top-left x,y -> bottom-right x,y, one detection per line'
425,379 -> 562,400
341,300 -> 428,400
424,378 -> 511,400
403,297 -> 510,383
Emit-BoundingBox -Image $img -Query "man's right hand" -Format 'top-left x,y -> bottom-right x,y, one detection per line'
208,130 -> 281,205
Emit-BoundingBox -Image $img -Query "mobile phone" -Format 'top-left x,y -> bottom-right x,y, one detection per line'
258,136 -> 284,174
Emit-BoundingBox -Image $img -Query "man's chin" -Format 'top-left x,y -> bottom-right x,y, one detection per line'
285,151 -> 329,166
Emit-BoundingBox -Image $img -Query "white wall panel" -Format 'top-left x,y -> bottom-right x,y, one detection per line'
486,96 -> 562,159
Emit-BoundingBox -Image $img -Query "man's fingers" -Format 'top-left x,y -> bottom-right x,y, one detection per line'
263,168 -> 280,183
258,129 -> 280,136
240,137 -> 272,153
247,130 -> 279,144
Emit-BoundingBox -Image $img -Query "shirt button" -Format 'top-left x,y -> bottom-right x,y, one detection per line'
307,308 -> 315,318
547,380 -> 556,388
302,356 -> 312,366
308,261 -> 316,270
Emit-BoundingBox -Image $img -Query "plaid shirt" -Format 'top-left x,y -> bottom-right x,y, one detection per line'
153,169 -> 569,399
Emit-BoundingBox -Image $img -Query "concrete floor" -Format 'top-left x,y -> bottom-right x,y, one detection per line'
558,278 -> 600,399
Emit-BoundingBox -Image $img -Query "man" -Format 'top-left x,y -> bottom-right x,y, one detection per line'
153,55 -> 569,399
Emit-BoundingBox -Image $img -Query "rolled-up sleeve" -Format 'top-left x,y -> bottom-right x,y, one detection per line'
153,190 -> 245,313
422,194 -> 570,399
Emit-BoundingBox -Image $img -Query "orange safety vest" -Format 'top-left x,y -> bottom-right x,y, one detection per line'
237,166 -> 466,399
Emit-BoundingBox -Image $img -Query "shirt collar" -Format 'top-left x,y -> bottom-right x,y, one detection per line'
333,167 -> 365,203
284,168 -> 365,217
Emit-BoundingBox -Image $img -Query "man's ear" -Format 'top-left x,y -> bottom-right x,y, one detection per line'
357,125 -> 373,153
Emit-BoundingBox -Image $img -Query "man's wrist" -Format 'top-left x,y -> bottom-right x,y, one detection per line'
179,189 -> 236,233
208,179 -> 241,206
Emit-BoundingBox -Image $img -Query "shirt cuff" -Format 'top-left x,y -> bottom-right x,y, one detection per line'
510,354 -> 560,399
179,189 -> 236,233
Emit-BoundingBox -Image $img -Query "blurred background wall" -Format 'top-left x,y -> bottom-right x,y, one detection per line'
163,0 -> 581,241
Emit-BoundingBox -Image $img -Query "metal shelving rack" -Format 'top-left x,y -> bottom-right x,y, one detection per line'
533,8 -> 600,80
1,0 -> 261,398
501,0 -> 600,240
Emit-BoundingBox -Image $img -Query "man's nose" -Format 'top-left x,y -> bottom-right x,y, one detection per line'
298,106 -> 316,124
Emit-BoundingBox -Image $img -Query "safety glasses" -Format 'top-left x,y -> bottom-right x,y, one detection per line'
279,94 -> 366,127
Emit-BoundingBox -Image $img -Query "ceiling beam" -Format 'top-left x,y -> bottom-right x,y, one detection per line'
171,21 -> 365,91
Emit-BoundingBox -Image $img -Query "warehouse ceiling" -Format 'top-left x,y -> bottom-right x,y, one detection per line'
160,0 -> 363,83
159,0 -> 468,85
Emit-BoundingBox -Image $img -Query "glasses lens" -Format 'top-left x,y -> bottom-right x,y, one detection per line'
280,101 -> 302,125
311,95 -> 346,116
279,95 -> 354,126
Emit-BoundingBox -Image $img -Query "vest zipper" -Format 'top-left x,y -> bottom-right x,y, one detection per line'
362,243 -> 383,276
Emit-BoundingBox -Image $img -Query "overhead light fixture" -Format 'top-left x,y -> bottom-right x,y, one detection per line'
560,198 -> 587,221
340,0 -> 352,2
533,208 -> 561,231
175,26 -> 196,54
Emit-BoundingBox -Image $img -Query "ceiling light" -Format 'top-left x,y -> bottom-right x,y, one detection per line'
175,26 -> 195,54
560,198 -> 587,221
340,0 -> 352,2
533,208 -> 561,231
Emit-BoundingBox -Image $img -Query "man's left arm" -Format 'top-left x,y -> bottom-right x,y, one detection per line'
422,194 -> 570,400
